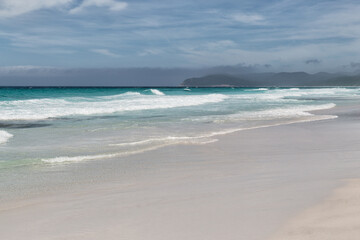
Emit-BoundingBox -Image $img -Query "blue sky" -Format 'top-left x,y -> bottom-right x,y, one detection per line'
1,0 -> 360,72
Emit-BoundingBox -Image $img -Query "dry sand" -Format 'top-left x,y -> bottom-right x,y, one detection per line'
272,179 -> 360,240
1,106 -> 360,240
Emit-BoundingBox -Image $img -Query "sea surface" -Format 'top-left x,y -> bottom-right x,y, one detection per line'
0,87 -> 359,171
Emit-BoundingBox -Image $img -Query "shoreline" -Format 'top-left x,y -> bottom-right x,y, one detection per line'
40,114 -> 337,164
1,103 -> 360,239
0,104 -> 338,202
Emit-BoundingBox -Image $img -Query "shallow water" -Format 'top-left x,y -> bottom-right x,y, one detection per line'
0,87 -> 359,168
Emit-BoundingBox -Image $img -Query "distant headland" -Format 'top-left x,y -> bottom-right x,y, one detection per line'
182,72 -> 360,87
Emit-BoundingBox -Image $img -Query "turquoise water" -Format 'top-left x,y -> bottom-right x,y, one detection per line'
0,87 -> 359,168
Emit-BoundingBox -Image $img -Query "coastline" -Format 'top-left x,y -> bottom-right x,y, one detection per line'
1,104 -> 360,239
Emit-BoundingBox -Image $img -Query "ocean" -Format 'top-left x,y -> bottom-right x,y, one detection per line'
0,86 -> 359,173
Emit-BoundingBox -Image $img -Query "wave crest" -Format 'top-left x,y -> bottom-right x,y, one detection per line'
0,130 -> 13,144
150,89 -> 165,95
0,93 -> 227,121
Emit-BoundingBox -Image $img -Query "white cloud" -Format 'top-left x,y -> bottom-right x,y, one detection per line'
138,48 -> 163,56
0,0 -> 127,17
231,13 -> 265,24
178,39 -> 360,72
206,40 -> 236,49
91,48 -> 120,57
0,0 -> 73,17
0,65 -> 56,74
70,0 -> 127,14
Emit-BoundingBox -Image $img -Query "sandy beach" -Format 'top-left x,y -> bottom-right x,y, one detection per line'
271,179 -> 360,240
1,105 -> 360,240
1,0 -> 360,238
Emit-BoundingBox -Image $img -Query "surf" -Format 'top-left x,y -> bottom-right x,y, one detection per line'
0,93 -> 228,121
149,89 -> 165,95
0,130 -> 13,144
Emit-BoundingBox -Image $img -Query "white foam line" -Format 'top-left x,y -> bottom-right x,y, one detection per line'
245,88 -> 268,91
113,114 -> 338,147
109,136 -> 203,147
0,93 -> 227,121
188,103 -> 337,123
42,138 -> 214,164
179,114 -> 336,141
42,114 -> 337,164
206,115 -> 338,138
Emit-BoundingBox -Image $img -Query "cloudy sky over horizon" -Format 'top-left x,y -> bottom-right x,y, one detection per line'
1,0 -> 360,72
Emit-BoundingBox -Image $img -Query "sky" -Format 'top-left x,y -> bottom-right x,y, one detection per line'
1,0 -> 360,73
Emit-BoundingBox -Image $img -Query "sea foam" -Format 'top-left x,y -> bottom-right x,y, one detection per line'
0,93 -> 227,121
0,130 -> 13,144
150,89 -> 165,95
42,113 -> 336,164
185,103 -> 336,123
42,137 -> 216,163
235,103 -> 336,120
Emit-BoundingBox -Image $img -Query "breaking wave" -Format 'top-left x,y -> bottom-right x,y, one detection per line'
0,130 -> 13,144
0,93 -> 227,121
150,89 -> 165,95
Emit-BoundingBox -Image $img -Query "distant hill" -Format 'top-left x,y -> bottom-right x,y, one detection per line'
181,72 -> 360,87
322,75 -> 360,86
182,74 -> 252,87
